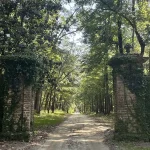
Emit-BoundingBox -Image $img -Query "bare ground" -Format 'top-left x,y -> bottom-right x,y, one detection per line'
0,113 -> 112,150
31,113 -> 110,150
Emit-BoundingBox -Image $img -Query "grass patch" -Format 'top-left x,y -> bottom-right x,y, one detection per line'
88,112 -> 114,123
114,141 -> 150,150
34,110 -> 67,129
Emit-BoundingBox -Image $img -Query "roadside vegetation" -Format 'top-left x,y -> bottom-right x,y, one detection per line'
34,110 -> 67,129
110,141 -> 150,150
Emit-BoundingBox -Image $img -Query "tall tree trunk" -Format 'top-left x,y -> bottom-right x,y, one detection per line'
105,65 -> 110,114
124,16 -> 145,55
95,95 -> 99,114
40,91 -> 47,111
90,97 -> 92,112
51,100 -> 55,113
0,71 -> 4,132
47,89 -> 53,113
117,18 -> 123,54
110,94 -> 113,112
91,96 -> 94,112
43,91 -> 48,110
132,0 -> 135,51
84,99 -> 86,113
34,88 -> 42,114
99,92 -> 102,113
117,0 -> 123,54
43,92 -> 49,113
149,49 -> 150,75
104,56 -> 111,115
48,98 -> 52,114
101,85 -> 105,114
134,28 -> 145,56
101,92 -> 105,114
59,95 -> 62,110
51,87 -> 56,113
103,68 -> 106,114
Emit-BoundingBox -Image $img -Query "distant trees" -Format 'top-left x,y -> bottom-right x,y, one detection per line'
76,55 -> 113,115
74,0 -> 150,114
38,51 -> 79,114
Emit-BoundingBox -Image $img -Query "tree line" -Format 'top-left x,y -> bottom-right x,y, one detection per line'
74,0 -> 150,114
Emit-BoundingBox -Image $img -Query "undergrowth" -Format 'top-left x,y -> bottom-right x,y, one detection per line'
88,112 -> 114,123
114,141 -> 150,150
34,110 -> 67,129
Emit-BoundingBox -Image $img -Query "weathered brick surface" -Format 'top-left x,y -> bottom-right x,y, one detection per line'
3,84 -> 34,134
115,76 -> 135,115
113,74 -> 137,132
110,55 -> 149,135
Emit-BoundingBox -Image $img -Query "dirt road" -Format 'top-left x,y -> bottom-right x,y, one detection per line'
35,113 -> 110,150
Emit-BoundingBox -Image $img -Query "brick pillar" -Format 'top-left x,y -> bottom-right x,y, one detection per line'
113,74 -> 137,132
2,81 -> 34,141
109,54 -> 148,136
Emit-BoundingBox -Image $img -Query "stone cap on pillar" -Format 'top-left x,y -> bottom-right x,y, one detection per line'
108,54 -> 148,68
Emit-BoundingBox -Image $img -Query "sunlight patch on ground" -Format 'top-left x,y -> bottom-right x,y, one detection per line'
36,114 -> 110,150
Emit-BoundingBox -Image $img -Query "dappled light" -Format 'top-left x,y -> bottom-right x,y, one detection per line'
0,0 -> 150,150
36,114 -> 110,150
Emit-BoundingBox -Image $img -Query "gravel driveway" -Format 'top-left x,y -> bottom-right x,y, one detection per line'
32,113 -> 110,150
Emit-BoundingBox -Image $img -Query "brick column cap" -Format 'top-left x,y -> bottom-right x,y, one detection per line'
108,54 -> 148,67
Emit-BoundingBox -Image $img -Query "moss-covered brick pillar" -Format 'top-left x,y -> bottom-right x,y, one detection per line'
2,82 -> 35,141
108,54 -> 148,139
0,54 -> 38,141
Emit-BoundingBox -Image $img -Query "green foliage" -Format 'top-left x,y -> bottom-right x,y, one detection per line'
0,53 -> 42,86
34,110 -> 66,129
114,133 -> 150,142
115,119 -> 129,135
118,142 -> 150,150
0,53 -> 42,134
76,54 -> 113,114
76,0 -> 150,56
0,0 -> 62,55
